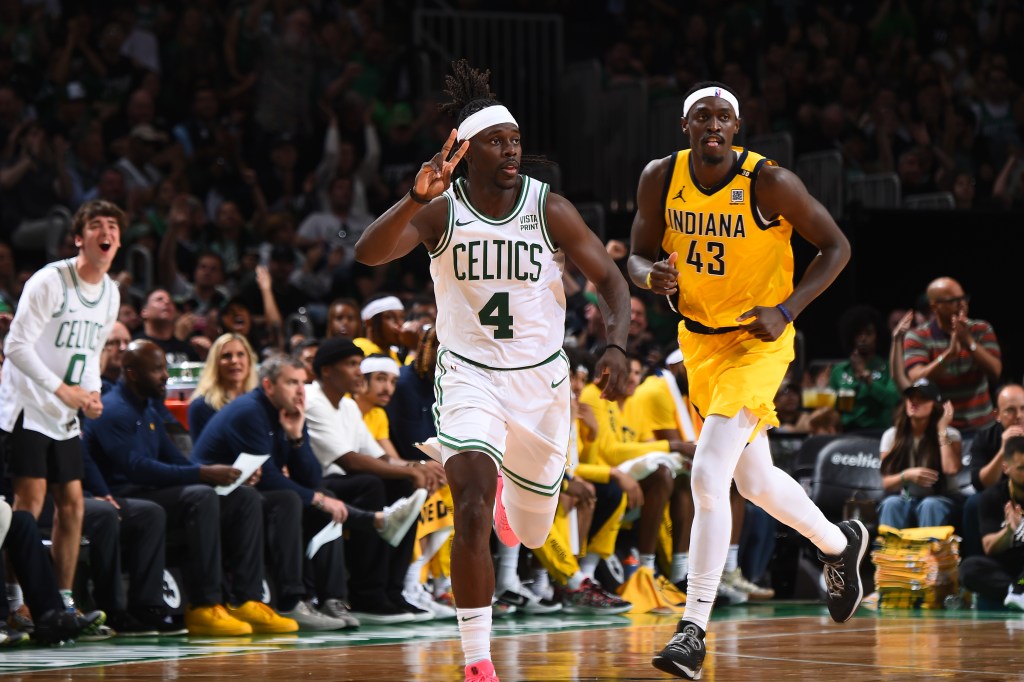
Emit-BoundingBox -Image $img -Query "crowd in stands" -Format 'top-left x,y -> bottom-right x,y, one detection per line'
0,0 -> 1020,648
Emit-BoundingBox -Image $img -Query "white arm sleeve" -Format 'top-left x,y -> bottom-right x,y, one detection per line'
4,269 -> 65,393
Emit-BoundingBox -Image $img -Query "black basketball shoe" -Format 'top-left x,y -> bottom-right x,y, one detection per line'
652,619 -> 706,679
818,519 -> 868,623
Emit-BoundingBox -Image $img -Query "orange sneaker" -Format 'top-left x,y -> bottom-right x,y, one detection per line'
184,605 -> 252,636
227,601 -> 298,634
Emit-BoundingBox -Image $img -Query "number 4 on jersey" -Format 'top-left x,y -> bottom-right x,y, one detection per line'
478,292 -> 514,339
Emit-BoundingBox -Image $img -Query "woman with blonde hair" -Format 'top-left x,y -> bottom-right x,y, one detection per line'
188,333 -> 258,440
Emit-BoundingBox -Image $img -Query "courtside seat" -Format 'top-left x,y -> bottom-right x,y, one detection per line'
810,436 -> 883,526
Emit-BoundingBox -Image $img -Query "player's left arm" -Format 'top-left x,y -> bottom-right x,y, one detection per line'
546,193 -> 631,400
738,165 -> 851,341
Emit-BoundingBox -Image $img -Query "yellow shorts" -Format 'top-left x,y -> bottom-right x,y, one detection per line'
678,323 -> 795,431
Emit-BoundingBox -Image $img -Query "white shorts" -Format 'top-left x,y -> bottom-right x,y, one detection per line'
433,347 -> 570,511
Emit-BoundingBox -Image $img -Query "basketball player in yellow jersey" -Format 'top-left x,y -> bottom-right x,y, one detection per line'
628,81 -> 867,680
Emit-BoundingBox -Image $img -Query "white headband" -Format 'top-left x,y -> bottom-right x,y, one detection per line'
361,356 -> 400,377
457,105 -> 518,142
665,349 -> 684,366
361,296 -> 403,321
683,87 -> 740,119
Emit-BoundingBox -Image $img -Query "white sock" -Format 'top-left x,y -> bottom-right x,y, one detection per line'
60,589 -> 75,611
639,553 -> 656,571
725,544 -> 739,573
434,575 -> 452,598
671,553 -> 688,583
6,583 -> 22,611
531,568 -> 552,599
457,606 -> 492,665
579,552 -> 601,578
566,571 -> 586,590
495,542 -> 521,593
405,554 -> 427,594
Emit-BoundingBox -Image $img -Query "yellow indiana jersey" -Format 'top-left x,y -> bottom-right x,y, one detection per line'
631,374 -> 702,442
361,405 -> 390,439
661,147 -> 794,329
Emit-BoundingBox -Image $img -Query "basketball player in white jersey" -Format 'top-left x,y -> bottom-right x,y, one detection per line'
356,61 -> 631,682
0,199 -> 122,610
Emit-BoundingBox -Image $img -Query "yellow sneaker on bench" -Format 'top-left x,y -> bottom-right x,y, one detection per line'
227,601 -> 299,634
185,605 -> 252,636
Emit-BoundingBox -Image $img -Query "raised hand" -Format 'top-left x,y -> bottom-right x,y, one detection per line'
937,400 -> 955,432
892,310 -> 914,340
412,129 -> 469,202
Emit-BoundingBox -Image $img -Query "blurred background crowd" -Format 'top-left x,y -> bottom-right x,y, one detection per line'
0,0 -> 1021,644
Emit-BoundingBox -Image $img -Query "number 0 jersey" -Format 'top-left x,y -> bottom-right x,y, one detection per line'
661,148 -> 794,329
0,259 -> 119,440
430,175 -> 566,369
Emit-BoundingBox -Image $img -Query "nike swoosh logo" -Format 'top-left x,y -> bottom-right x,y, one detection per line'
696,598 -> 714,603
551,376 -> 568,389
455,218 -> 476,226
460,614 -> 482,622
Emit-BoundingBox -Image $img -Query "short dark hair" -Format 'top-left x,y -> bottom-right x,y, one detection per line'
837,305 -> 884,356
291,338 -> 320,358
1005,436 -> 1024,461
72,200 -> 127,237
195,250 -> 225,271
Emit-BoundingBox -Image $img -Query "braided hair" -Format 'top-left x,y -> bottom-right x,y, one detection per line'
440,59 -> 557,183
413,326 -> 439,378
440,59 -> 500,124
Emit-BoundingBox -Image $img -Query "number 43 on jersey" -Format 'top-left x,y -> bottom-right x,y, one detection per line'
685,240 -> 726,276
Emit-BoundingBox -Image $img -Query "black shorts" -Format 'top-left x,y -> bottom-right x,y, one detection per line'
3,412 -> 83,483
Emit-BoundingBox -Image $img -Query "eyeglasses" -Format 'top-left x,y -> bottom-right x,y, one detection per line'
933,294 -> 969,305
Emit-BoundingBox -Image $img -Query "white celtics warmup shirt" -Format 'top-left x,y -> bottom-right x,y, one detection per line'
0,259 -> 119,440
430,175 -> 566,368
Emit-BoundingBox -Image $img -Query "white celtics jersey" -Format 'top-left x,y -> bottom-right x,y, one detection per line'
430,175 -> 566,369
0,259 -> 119,440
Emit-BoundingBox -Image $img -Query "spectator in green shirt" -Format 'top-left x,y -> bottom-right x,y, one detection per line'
829,305 -> 900,433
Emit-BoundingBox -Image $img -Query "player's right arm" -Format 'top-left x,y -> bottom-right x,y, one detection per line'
355,129 -> 468,266
627,157 -> 679,296
4,268 -> 91,410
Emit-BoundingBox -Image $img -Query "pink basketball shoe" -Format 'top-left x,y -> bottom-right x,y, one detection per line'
465,659 -> 500,682
493,474 -> 519,547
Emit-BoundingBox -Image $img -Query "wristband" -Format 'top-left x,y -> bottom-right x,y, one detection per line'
408,188 -> 431,205
645,270 -> 653,289
605,343 -> 627,356
776,303 -> 794,323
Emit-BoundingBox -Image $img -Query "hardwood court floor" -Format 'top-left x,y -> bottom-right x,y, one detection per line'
2,605 -> 1021,681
